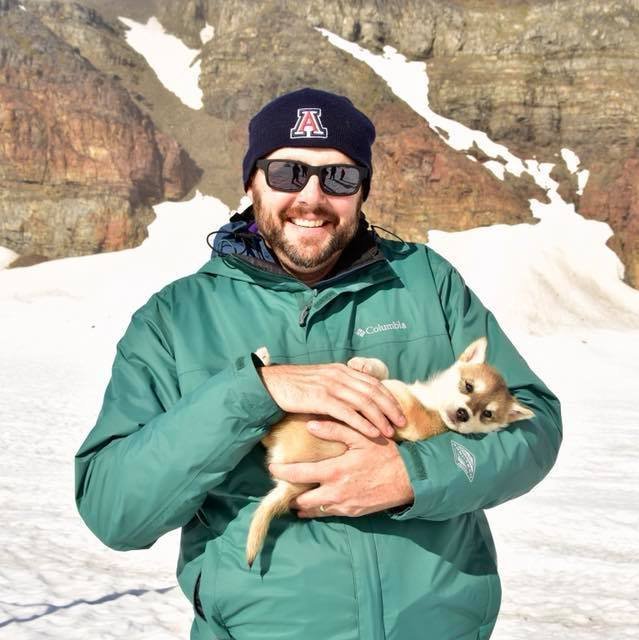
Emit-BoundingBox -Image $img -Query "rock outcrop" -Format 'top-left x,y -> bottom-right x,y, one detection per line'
0,0 -> 201,261
303,0 -> 639,286
2,0 -> 637,287
413,0 -> 639,285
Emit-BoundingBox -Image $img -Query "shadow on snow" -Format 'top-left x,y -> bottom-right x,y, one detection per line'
0,586 -> 176,627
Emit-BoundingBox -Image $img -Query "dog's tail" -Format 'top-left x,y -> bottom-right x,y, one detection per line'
246,480 -> 305,567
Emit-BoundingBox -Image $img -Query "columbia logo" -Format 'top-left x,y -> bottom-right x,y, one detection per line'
451,441 -> 476,483
355,321 -> 407,337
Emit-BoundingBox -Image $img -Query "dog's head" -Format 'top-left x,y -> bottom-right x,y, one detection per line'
440,338 -> 534,434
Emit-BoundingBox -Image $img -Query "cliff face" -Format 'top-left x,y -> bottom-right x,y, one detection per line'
0,0 -> 201,261
2,0 -> 637,287
412,0 -> 639,285
300,0 -> 639,285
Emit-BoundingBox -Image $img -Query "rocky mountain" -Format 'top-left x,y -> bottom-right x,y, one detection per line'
1,0 -> 637,287
0,0 -> 201,263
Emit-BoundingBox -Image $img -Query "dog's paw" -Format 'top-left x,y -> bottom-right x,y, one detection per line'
254,346 -> 271,367
347,356 -> 389,380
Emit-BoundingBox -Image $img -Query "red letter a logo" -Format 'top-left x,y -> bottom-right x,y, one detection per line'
290,108 -> 328,139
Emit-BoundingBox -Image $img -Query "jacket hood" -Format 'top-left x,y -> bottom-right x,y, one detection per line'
211,206 -> 277,263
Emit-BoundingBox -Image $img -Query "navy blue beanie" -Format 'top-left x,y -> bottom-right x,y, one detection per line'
242,88 -> 376,200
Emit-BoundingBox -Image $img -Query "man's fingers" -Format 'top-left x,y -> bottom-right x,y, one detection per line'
259,363 -> 405,435
269,459 -> 333,485
307,419 -> 365,446
289,484 -> 333,514
336,371 -> 406,430
331,385 -> 393,437
329,371 -> 405,436
324,401 -> 384,438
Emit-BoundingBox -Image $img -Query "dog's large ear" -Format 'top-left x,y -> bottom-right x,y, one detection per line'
507,400 -> 534,423
458,337 -> 488,364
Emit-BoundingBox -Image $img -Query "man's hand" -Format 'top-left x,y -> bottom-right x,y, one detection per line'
269,420 -> 414,518
258,363 -> 406,438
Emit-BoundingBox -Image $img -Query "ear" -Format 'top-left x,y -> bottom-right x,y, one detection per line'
458,337 -> 488,364
507,401 -> 534,423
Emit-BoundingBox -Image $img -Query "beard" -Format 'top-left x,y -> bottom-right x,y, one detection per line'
252,191 -> 361,271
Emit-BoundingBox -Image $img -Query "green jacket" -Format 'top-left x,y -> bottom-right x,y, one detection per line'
75,237 -> 562,640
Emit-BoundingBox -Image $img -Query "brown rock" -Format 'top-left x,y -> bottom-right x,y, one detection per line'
7,0 -> 637,289
580,156 -> 639,287
395,0 -> 639,286
0,184 -> 154,258
0,1 -> 201,259
368,102 -> 533,242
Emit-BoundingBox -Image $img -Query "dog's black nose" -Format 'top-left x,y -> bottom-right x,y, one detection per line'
456,408 -> 469,422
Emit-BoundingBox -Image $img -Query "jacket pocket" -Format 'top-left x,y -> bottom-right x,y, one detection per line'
193,572 -> 205,620
198,538 -> 233,639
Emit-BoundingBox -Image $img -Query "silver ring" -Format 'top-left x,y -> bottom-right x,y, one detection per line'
319,504 -> 326,513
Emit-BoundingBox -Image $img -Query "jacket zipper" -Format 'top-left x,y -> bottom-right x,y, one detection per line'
298,289 -> 318,327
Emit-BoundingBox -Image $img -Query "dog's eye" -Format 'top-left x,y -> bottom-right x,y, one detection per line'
465,381 -> 474,393
482,410 -> 493,419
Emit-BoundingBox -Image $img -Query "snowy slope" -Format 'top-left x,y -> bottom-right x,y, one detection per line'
1,20 -> 638,640
0,193 -> 227,639
118,16 -> 212,110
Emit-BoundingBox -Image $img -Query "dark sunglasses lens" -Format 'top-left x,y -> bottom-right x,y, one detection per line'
321,165 -> 362,195
267,161 -> 308,192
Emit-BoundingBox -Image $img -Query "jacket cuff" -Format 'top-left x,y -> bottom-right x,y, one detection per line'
387,441 -> 435,520
233,352 -> 285,431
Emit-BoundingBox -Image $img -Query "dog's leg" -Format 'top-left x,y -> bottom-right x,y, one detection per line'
347,356 -> 389,380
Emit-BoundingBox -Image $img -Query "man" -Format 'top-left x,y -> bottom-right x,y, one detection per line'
75,88 -> 562,640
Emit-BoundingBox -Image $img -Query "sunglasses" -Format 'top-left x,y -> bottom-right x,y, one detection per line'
256,159 -> 369,196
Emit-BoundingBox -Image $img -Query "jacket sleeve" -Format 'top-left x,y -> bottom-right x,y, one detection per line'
390,252 -> 562,521
74,295 -> 284,551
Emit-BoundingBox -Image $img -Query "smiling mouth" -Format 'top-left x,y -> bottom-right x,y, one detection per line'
289,218 -> 328,228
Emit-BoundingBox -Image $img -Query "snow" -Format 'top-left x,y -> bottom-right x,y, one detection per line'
0,193 -> 227,638
488,329 -> 639,640
199,23 -> 214,45
318,31 -> 595,207
483,160 -> 506,180
0,246 -> 18,269
577,168 -> 590,196
559,148 -> 590,195
1,29 -> 638,640
561,147 -> 580,173
118,16 -> 203,110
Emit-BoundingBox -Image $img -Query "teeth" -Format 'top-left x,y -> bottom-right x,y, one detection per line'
291,219 -> 325,228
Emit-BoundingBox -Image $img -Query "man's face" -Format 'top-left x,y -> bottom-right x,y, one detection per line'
247,147 -> 364,284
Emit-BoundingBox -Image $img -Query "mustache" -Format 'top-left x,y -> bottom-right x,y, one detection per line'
284,204 -> 337,221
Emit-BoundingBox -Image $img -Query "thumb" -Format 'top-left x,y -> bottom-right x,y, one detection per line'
307,419 -> 365,447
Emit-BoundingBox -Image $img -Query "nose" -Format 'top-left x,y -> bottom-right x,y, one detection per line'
296,175 -> 325,206
456,408 -> 469,422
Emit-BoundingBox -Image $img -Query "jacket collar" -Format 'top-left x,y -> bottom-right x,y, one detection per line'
205,206 -> 387,287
